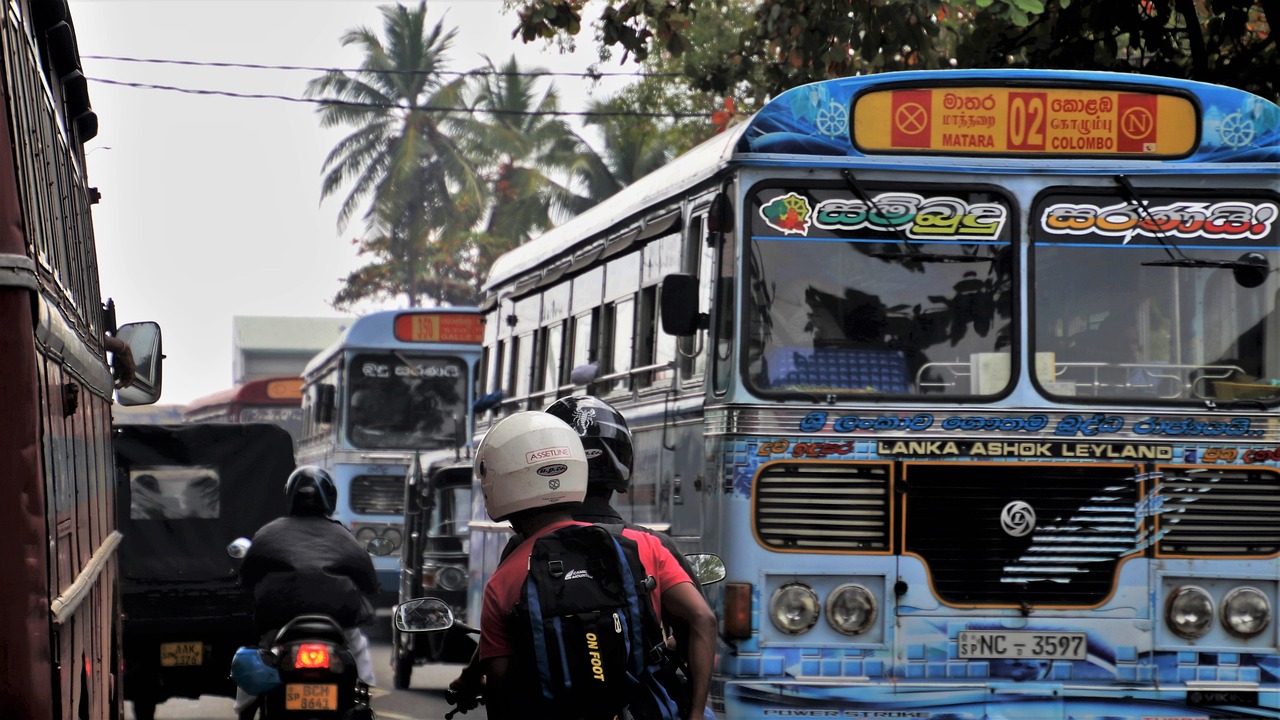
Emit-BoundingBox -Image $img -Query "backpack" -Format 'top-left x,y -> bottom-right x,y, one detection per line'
516,523 -> 680,720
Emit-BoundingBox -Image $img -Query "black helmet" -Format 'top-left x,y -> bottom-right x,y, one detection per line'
285,465 -> 338,516
545,395 -> 633,493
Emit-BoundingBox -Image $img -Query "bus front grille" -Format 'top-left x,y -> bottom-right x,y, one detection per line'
754,463 -> 890,552
903,464 -> 1139,606
351,475 -> 405,514
1156,468 -> 1280,555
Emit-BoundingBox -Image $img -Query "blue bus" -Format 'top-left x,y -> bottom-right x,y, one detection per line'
470,69 -> 1280,719
297,308 -> 483,600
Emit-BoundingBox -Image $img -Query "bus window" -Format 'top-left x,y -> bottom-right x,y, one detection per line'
540,321 -> 566,398
712,223 -> 736,395
608,298 -> 636,394
746,185 -> 1013,398
347,353 -> 466,449
569,311 -> 596,372
1034,189 -> 1279,402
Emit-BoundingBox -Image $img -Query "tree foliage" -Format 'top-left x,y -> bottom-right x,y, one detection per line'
508,0 -> 1277,102
306,2 -> 483,309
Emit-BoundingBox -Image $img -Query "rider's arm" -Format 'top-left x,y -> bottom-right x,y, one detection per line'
661,581 -> 717,720
481,656 -> 515,720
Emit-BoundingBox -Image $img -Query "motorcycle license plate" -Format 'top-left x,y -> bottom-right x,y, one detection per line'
159,641 -> 203,667
285,684 -> 338,711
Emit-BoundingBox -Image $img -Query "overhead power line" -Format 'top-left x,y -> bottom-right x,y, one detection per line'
85,77 -> 711,119
81,54 -> 682,80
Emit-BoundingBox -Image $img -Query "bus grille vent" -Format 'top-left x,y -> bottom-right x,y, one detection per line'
754,464 -> 890,552
903,464 -> 1139,606
1156,469 -> 1280,555
351,475 -> 405,514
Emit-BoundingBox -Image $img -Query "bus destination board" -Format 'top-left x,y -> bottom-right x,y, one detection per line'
393,312 -> 484,344
265,378 -> 303,399
854,86 -> 1197,157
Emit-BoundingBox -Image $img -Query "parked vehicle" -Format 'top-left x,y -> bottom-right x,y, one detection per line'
392,453 -> 477,689
115,423 -> 293,720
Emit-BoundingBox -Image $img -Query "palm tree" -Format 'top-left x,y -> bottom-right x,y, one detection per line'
306,2 -> 483,308
445,56 -> 588,299
560,95 -> 677,213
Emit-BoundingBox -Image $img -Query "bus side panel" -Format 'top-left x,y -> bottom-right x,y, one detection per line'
0,49 -> 55,712
0,295 -> 55,716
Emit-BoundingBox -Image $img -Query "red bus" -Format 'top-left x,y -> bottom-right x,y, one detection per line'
0,1 -> 163,717
183,377 -> 305,446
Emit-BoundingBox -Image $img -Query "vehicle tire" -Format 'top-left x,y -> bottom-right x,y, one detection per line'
131,699 -> 157,720
393,654 -> 414,690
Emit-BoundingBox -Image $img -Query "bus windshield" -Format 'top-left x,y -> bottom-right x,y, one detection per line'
346,353 -> 467,449
746,184 -> 1014,398
1033,190 -> 1280,402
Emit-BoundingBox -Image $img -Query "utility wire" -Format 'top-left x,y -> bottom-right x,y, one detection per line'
81,54 -> 682,79
86,77 -> 712,118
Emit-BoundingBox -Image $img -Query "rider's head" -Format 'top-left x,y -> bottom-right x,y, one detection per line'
284,465 -> 338,517
474,411 -> 586,524
545,395 -> 633,495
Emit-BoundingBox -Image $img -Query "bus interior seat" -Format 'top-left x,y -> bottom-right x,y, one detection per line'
766,347 -> 911,393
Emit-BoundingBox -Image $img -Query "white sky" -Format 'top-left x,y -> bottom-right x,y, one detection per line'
69,0 -> 630,404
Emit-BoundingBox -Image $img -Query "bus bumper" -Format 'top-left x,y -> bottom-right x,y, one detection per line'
719,679 -> 1278,719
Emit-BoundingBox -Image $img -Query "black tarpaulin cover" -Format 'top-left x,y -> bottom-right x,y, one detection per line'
115,423 -> 294,584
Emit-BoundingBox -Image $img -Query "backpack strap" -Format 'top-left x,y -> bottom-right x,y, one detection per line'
597,524 -> 669,667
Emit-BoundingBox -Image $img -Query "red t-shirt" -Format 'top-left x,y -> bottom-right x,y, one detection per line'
479,520 -> 692,660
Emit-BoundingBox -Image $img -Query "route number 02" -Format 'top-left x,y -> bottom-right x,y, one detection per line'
1009,93 -> 1046,150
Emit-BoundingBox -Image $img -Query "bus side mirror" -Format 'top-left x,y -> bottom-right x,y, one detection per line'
317,384 -> 336,424
115,321 -> 163,406
661,274 -> 707,337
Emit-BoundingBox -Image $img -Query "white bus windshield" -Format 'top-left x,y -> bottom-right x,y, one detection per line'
1033,191 -> 1280,403
746,184 -> 1014,398
346,353 -> 467,449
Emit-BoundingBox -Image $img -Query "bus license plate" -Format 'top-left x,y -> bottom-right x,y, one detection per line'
159,641 -> 203,667
957,631 -> 1086,660
285,684 -> 338,711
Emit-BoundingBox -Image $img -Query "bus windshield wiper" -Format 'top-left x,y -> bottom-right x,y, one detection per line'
1118,175 -> 1271,286
842,170 -> 990,264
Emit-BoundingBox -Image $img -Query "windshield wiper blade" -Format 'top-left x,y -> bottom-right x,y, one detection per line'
1117,176 -> 1272,287
1143,257 -> 1264,270
1115,174 -> 1189,263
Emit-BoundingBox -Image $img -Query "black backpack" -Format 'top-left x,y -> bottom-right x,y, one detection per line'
515,523 -> 679,720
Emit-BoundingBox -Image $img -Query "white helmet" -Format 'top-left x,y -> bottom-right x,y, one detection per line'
475,411 -> 587,521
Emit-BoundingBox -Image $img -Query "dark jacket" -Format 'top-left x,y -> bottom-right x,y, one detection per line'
239,515 -> 378,635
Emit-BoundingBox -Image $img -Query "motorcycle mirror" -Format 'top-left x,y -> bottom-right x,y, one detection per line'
227,537 -> 252,559
366,537 -> 396,557
684,553 -> 726,585
395,597 -> 454,633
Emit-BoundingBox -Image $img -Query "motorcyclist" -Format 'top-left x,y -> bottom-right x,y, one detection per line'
233,466 -> 378,719
450,395 -> 708,716
474,411 -> 715,720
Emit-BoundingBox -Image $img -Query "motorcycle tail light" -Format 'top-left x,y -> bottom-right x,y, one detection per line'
294,643 -> 331,669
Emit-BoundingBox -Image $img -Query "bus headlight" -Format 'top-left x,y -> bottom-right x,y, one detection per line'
1166,586 -> 1214,638
826,584 -> 877,635
382,527 -> 403,551
1222,587 -> 1270,637
769,583 -> 819,635
354,527 -> 378,546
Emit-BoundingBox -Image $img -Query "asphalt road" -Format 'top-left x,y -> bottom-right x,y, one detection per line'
128,624 -> 487,720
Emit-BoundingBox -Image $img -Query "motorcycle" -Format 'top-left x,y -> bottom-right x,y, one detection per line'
227,537 -> 376,720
